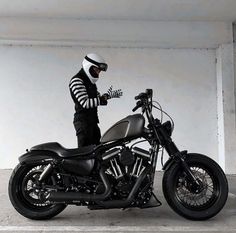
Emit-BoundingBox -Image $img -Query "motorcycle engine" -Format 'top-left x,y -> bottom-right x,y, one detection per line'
103,146 -> 151,198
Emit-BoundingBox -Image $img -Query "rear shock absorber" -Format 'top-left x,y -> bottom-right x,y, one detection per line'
38,163 -> 54,182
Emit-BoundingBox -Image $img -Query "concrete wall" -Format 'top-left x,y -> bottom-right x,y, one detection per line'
0,19 -> 232,49
0,45 -> 218,170
234,23 -> 236,125
216,43 -> 236,173
0,20 -> 235,173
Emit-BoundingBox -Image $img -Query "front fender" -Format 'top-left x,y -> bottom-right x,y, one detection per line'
19,150 -> 59,165
162,151 -> 189,171
162,157 -> 176,171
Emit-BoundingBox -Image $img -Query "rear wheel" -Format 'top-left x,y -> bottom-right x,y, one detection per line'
162,154 -> 228,220
8,164 -> 66,220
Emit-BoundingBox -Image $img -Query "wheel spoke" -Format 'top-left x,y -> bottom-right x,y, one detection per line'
175,164 -> 217,209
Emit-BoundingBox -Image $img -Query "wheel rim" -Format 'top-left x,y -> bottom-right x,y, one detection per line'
174,164 -> 219,210
18,165 -> 55,211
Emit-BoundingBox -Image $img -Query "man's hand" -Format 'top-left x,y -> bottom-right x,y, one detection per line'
99,94 -> 108,105
106,86 -> 123,99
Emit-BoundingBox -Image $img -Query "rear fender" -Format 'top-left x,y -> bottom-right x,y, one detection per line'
19,150 -> 59,165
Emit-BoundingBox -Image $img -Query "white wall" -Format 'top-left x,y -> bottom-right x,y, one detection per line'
0,45 -> 218,169
234,24 -> 236,125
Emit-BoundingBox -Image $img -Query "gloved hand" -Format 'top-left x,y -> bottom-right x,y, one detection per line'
106,86 -> 123,99
99,94 -> 108,105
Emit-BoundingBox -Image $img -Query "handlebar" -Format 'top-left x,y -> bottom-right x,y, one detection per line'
133,89 -> 153,112
134,89 -> 153,100
132,101 -> 142,112
135,92 -> 147,100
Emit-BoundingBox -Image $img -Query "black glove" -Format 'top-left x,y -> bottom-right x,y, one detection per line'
106,86 -> 123,99
99,95 -> 108,105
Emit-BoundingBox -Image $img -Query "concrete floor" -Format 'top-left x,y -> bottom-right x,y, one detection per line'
0,169 -> 235,233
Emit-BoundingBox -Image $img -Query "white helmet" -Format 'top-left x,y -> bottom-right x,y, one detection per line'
82,53 -> 108,84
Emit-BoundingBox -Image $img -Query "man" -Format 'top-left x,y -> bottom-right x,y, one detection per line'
69,53 -> 122,147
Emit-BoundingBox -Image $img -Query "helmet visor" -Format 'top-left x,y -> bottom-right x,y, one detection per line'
98,63 -> 108,71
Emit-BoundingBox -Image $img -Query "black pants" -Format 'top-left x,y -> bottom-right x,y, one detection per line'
74,121 -> 101,147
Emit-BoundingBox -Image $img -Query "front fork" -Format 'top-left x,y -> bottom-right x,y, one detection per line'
145,109 -> 200,187
173,151 -> 200,185
155,126 -> 200,186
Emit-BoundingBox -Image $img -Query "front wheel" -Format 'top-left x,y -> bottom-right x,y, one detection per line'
162,153 -> 228,220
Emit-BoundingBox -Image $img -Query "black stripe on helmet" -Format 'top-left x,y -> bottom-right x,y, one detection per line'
85,56 -> 108,71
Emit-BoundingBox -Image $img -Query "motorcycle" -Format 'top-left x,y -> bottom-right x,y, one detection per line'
8,89 -> 228,220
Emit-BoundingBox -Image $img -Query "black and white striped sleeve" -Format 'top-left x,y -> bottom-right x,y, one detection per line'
69,77 -> 100,109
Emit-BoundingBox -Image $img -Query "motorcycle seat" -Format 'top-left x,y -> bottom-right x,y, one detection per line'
30,142 -> 97,158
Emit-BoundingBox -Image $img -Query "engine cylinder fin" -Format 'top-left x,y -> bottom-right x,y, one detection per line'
110,158 -> 123,179
139,166 -> 146,176
136,158 -> 143,177
114,159 -> 123,178
110,160 -> 118,177
131,157 -> 139,177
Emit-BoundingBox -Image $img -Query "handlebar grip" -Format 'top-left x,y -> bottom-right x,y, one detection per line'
132,100 -> 142,112
132,105 -> 139,112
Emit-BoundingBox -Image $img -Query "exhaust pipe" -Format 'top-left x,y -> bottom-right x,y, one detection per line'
95,167 -> 150,208
47,167 -> 111,203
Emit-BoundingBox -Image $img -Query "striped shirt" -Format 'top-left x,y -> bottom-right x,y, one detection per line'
69,76 -> 100,109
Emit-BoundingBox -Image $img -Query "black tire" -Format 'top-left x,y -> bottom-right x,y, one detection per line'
162,153 -> 228,220
8,163 -> 66,220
